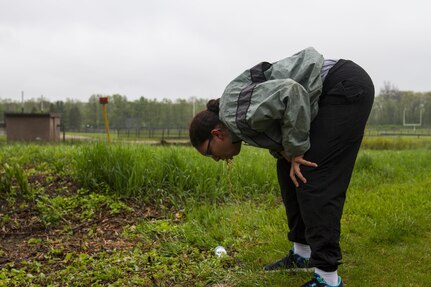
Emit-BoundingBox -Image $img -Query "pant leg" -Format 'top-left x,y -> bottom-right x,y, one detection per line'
298,60 -> 374,271
277,158 -> 307,245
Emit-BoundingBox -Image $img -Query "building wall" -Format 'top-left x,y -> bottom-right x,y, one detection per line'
5,114 -> 61,142
49,116 -> 61,141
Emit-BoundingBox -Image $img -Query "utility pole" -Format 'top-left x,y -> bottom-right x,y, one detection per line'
21,91 -> 24,113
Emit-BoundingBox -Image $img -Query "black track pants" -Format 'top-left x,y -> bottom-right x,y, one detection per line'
277,60 -> 374,272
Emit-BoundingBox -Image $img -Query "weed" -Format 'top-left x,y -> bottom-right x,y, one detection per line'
27,238 -> 43,245
35,191 -> 133,227
0,162 -> 33,199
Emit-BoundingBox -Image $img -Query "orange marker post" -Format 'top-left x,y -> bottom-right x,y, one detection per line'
99,96 -> 111,143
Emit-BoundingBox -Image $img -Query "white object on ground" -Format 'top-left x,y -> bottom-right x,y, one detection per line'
214,246 -> 227,256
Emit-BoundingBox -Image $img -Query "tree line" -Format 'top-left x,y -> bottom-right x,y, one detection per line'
1,84 -> 430,131
0,95 -> 208,132
368,83 -> 430,128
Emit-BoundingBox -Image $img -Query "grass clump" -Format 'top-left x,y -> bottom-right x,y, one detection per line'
73,143 -> 278,208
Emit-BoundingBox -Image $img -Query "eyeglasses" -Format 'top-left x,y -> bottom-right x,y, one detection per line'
204,137 -> 213,157
204,128 -> 221,157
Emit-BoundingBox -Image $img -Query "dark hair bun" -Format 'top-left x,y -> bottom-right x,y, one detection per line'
206,98 -> 220,114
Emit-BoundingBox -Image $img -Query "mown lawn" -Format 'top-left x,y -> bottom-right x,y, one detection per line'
0,141 -> 430,286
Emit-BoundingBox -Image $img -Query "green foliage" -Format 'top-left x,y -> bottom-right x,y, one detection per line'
36,190 -> 132,227
0,96 -> 208,131
0,233 -> 229,287
0,143 -> 77,176
0,161 -> 33,200
27,238 -> 43,245
73,143 -> 278,207
1,142 -> 431,286
367,88 -> 431,127
2,90 -> 431,130
361,135 -> 431,150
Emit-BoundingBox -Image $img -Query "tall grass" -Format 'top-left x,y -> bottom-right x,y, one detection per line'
73,143 -> 278,207
0,142 -> 278,207
361,135 -> 431,150
3,137 -> 429,208
0,143 -> 80,181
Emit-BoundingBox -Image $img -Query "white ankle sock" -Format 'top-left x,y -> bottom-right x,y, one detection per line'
315,268 -> 339,286
293,242 -> 311,259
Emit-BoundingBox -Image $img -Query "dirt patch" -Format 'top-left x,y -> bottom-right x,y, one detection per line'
0,172 -> 163,270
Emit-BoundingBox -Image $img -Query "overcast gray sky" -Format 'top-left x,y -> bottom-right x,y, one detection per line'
1,0 -> 430,102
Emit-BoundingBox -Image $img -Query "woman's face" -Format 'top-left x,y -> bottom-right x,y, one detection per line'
198,128 -> 241,161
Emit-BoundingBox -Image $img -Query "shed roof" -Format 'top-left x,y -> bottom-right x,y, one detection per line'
4,113 -> 61,118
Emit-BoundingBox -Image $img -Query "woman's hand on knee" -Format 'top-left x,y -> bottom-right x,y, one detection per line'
289,155 -> 318,187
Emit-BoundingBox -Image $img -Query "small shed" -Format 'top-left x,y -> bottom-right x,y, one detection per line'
4,113 -> 61,142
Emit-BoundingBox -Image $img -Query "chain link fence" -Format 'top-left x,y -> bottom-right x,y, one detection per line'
117,128 -> 189,141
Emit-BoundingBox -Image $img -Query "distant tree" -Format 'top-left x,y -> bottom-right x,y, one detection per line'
0,103 -> 4,122
68,106 -> 82,130
380,81 -> 401,101
49,101 -> 64,113
109,94 -> 130,129
84,95 -> 104,129
369,82 -> 403,126
422,92 -> 431,127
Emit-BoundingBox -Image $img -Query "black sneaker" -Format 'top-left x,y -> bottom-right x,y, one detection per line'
301,273 -> 344,287
264,249 -> 313,271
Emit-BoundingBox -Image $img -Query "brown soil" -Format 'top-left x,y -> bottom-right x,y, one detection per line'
0,171 -> 164,269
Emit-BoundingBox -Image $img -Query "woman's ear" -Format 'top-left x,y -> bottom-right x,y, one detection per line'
210,128 -> 224,139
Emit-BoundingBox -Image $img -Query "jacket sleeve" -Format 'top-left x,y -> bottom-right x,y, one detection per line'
246,78 -> 311,158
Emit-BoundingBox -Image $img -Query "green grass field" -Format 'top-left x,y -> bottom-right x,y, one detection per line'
0,138 -> 430,286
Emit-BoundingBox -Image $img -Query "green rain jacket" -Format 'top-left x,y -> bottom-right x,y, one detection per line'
219,47 -> 324,159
